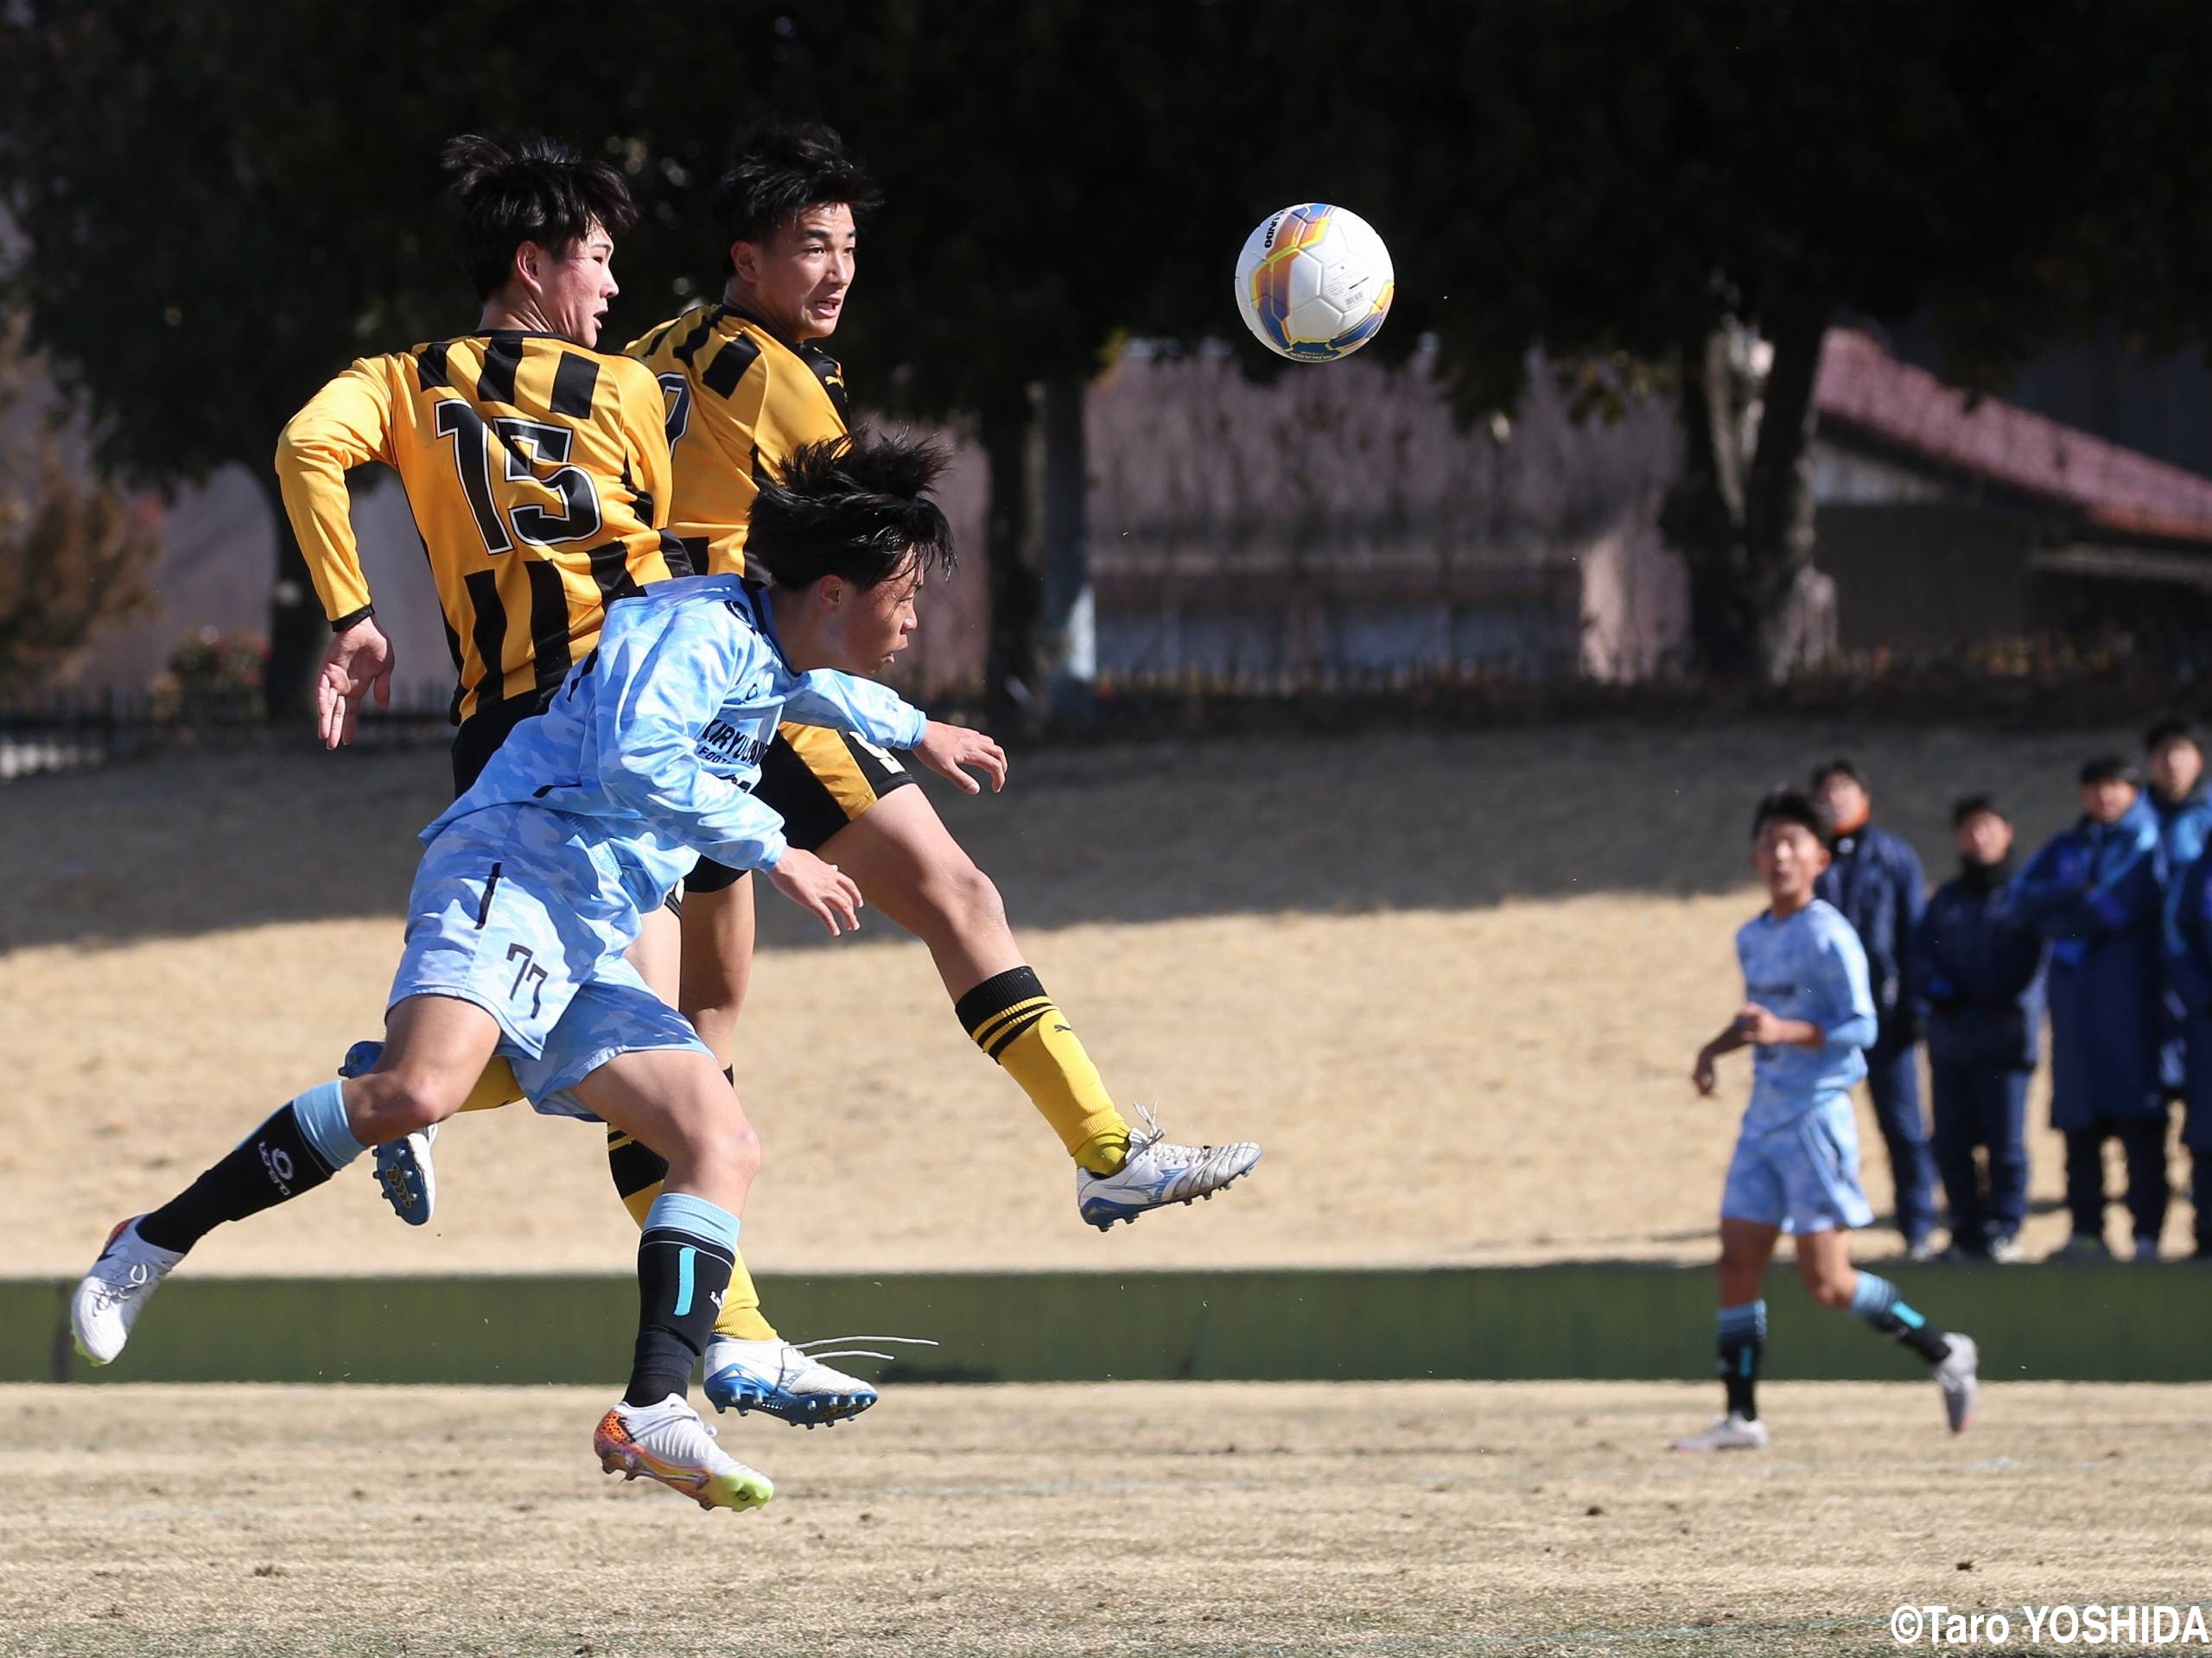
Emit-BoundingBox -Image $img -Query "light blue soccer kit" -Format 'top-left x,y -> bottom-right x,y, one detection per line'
389,573 -> 927,1115
1720,899 -> 1880,1234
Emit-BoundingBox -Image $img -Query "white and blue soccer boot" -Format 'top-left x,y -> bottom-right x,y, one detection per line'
340,1039 -> 437,1226
71,1217 -> 182,1365
702,1336 -> 931,1427
594,1394 -> 773,1512
1670,1412 -> 1770,1452
1935,1333 -> 1979,1433
1077,1106 -> 1262,1230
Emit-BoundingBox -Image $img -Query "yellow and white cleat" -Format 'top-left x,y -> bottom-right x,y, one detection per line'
593,1394 -> 773,1512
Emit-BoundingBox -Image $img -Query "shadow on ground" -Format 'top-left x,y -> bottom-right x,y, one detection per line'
0,716 -> 2138,951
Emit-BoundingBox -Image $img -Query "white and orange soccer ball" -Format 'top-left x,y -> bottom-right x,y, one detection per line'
1233,203 -> 1395,362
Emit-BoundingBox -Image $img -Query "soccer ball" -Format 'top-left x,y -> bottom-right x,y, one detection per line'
1233,204 -> 1395,362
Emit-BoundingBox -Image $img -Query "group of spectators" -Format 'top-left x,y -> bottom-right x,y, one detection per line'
1809,718 -> 2212,1265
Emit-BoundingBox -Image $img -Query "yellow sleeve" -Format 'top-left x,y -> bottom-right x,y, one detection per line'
622,362 -> 675,531
274,358 -> 398,625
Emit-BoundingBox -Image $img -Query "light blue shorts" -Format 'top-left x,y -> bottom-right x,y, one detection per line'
386,803 -> 708,1120
1719,1093 -> 1875,1235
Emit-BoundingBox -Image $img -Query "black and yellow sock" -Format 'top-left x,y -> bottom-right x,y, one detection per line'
954,966 -> 1131,1176
606,1079 -> 775,1344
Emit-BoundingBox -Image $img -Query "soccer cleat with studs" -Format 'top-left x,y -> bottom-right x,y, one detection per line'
1077,1105 -> 1262,1230
702,1335 -> 938,1426
340,1039 -> 438,1227
1934,1332 -> 1979,1433
593,1394 -> 773,1512
70,1217 -> 182,1365
1670,1412 -> 1770,1452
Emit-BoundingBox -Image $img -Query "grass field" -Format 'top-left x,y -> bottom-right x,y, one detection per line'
3,718 -> 2199,1279
3,1379 -> 2205,1656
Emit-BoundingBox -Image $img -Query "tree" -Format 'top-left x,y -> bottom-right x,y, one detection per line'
1357,0 -> 2212,682
0,317 -> 158,689
0,1 -> 758,715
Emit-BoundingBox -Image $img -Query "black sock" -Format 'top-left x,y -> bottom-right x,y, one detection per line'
137,1103 -> 337,1254
1850,1272 -> 1954,1365
1717,1301 -> 1764,1420
625,1201 -> 737,1407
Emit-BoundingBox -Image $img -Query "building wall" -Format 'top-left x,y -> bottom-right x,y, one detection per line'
1814,501 -> 2037,655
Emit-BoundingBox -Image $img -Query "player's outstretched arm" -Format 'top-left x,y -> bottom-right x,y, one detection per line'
766,848 -> 863,936
315,615 -> 395,750
911,721 -> 1008,796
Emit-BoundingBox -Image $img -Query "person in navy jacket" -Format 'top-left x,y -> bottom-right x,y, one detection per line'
2145,717 -> 2212,1101
1913,797 -> 2046,1261
2013,756 -> 2170,1261
1812,760 -> 1939,1257
2163,834 -> 2212,1261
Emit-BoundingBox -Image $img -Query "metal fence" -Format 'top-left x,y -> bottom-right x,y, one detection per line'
0,687 -> 456,782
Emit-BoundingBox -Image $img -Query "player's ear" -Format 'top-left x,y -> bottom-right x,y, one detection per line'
513,239 -> 543,295
817,574 -> 847,611
729,239 -> 759,285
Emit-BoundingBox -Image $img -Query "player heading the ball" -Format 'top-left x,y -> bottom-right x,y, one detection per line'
71,425 -> 1007,1514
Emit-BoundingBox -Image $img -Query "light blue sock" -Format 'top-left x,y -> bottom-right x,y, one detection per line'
291,1079 -> 366,1171
642,1191 -> 740,1252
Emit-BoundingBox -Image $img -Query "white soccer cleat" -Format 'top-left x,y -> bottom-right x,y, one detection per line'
341,1039 -> 438,1226
593,1394 -> 773,1512
1935,1332 -> 1979,1433
1077,1106 -> 1262,1230
70,1217 -> 182,1365
1670,1412 -> 1770,1452
702,1336 -> 897,1426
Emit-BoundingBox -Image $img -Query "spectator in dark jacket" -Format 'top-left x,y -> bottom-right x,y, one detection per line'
2145,716 -> 2212,1099
2014,756 -> 2169,1262
2163,837 -> 2212,1261
1915,796 -> 2046,1262
1812,759 -> 1939,1257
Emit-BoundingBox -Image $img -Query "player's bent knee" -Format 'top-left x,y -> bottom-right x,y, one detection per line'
1802,1270 -> 1855,1309
923,858 -> 1008,943
350,1071 -> 466,1140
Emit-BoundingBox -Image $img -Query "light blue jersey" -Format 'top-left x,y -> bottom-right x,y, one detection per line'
428,573 -> 928,911
1735,898 -> 1878,1134
385,574 -> 930,1116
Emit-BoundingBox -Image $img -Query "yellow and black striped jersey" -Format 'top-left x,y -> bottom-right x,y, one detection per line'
276,330 -> 689,724
627,305 -> 851,576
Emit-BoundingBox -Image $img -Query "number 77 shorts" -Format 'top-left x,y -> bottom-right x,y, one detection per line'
385,801 -> 709,1121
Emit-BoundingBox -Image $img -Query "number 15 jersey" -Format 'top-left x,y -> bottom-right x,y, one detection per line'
276,330 -> 694,726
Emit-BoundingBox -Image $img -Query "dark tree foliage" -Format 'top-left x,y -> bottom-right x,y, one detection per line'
1376,0 -> 2212,680
8,0 -> 2212,703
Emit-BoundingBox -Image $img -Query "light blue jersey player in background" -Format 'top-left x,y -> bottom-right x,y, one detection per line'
69,431 -> 1006,1512
1675,789 -> 1980,1452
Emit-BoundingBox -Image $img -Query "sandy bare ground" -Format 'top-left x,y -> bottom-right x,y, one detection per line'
3,721 -> 2196,1278
1,1380 -> 2203,1657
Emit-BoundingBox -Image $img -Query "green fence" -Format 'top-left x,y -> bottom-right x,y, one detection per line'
8,1263 -> 2203,1387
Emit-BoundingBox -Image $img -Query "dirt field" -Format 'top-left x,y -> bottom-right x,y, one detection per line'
3,720 -> 2196,1278
0,1379 -> 2202,1657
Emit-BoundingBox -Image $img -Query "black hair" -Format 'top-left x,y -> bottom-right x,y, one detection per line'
2145,715 -> 2197,753
1951,793 -> 2007,828
1751,787 -> 1835,848
712,119 -> 880,271
442,133 -> 637,299
1809,757 -> 1865,792
747,429 -> 957,590
2080,754 -> 2143,788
